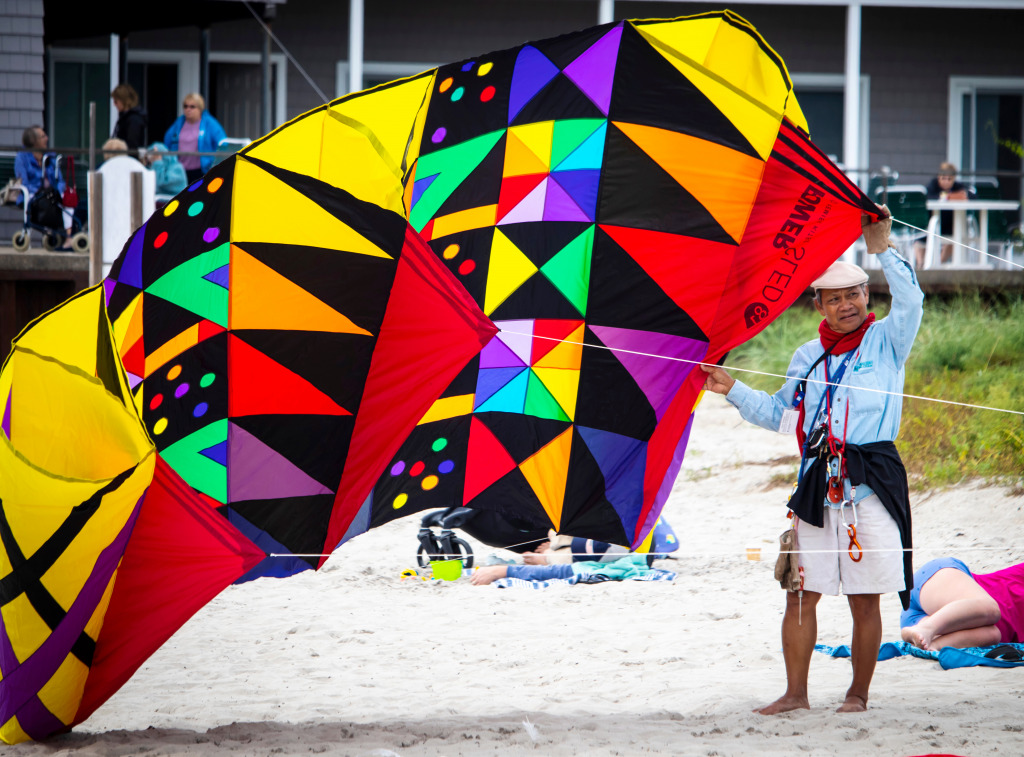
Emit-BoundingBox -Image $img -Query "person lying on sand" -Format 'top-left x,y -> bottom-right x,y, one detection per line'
900,557 -> 1024,650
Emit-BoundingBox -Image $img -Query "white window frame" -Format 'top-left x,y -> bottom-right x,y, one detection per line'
949,75 -> 1024,174
335,61 -> 439,98
791,72 -> 870,182
47,47 -> 288,137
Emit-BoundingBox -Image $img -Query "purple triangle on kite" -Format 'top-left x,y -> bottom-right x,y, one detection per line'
494,320 -> 534,365
543,177 -> 591,222
548,171 -> 600,221
2,389 -> 10,439
227,422 -> 333,502
509,45 -> 560,123
563,24 -> 623,115
203,264 -> 230,290
126,371 -> 143,390
475,366 -> 528,408
589,326 -> 708,420
411,173 -> 439,210
200,439 -> 228,466
497,177 -> 547,225
577,425 -> 645,536
480,332 -> 528,369
102,278 -> 117,307
117,223 -> 146,289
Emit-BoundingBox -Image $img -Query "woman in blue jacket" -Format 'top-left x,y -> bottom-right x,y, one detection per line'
163,92 -> 227,183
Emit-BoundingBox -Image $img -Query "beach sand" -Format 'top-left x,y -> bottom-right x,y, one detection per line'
9,393 -> 1023,756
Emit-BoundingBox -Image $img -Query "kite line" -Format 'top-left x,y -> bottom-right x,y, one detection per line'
498,330 -> 1024,417
243,1 -> 330,104
892,217 -> 1024,271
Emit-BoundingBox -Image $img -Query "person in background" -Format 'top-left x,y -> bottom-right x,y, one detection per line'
901,557 -> 1024,650
143,141 -> 188,198
110,83 -> 148,153
163,92 -> 227,184
15,125 -> 73,239
915,162 -> 973,267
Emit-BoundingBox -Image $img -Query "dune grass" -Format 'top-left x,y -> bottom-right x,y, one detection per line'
725,293 -> 1024,488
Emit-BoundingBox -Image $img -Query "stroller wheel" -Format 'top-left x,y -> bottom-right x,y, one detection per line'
42,232 -> 63,251
416,538 -> 475,571
70,232 -> 90,253
11,230 -> 30,252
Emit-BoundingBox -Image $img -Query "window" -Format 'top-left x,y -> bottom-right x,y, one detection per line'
792,73 -> 870,183
949,77 -> 1024,221
335,61 -> 439,98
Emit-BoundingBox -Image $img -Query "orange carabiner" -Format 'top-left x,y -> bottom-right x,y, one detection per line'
846,524 -> 863,562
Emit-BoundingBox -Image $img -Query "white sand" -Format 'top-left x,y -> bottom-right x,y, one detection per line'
11,393 -> 1023,756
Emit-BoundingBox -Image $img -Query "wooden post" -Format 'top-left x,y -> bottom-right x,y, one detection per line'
89,172 -> 102,286
130,171 -> 143,233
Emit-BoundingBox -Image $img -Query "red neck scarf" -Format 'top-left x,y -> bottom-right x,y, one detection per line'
818,312 -> 875,354
794,313 -> 875,452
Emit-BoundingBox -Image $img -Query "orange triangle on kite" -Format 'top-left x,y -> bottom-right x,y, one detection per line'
121,334 -> 145,378
503,130 -> 550,178
463,416 -> 517,505
614,122 -> 765,244
518,426 -> 573,528
230,245 -> 373,335
532,319 -> 583,365
227,334 -> 351,417
600,225 -> 735,337
534,323 -> 584,369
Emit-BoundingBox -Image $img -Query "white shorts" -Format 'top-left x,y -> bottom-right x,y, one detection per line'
795,494 -> 904,596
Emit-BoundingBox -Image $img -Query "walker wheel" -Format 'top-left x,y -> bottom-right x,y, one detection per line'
42,232 -> 62,251
11,230 -> 30,252
70,232 -> 90,253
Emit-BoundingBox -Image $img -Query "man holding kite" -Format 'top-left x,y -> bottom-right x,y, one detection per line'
702,207 -> 923,714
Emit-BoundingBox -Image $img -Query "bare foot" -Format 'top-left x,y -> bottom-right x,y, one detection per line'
837,694 -> 867,713
469,565 -> 508,585
522,551 -> 547,565
754,694 -> 809,715
901,622 -> 935,650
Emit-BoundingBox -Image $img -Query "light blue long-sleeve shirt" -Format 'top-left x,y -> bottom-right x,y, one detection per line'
726,248 -> 924,501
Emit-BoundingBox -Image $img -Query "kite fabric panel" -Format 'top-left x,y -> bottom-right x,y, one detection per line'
0,10 -> 879,742
368,11 -> 879,548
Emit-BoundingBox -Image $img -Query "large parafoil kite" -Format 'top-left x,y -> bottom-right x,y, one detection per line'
0,11 -> 878,742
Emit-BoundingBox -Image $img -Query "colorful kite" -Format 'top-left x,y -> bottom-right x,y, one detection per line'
368,12 -> 879,546
0,10 -> 878,742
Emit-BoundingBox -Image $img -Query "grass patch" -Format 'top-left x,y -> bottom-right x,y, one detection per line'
726,294 -> 1024,487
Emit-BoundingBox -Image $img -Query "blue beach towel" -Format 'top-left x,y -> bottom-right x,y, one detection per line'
815,641 -> 1024,669
494,568 -> 676,590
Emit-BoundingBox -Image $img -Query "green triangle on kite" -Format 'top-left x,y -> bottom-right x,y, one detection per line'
551,119 -> 606,170
146,242 -> 231,328
409,129 -> 505,231
159,418 -> 228,503
525,370 -> 571,422
540,225 -> 593,316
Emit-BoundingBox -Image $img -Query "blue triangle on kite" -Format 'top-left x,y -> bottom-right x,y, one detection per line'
554,122 -> 607,172
475,366 -> 528,408
577,425 -> 645,535
411,172 -> 439,209
203,263 -> 230,290
118,222 -> 146,289
509,46 -> 560,123
336,490 -> 373,549
550,170 -> 601,221
475,367 -> 530,414
200,439 -> 228,466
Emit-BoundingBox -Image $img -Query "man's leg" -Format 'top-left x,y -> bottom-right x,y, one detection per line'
756,590 -> 820,715
842,593 -> 881,712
